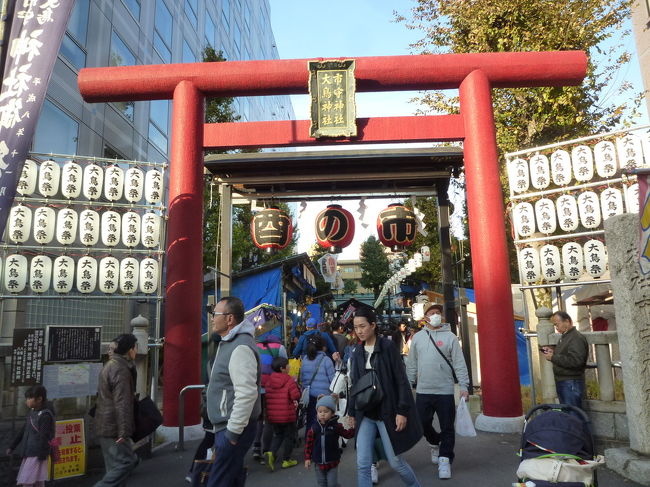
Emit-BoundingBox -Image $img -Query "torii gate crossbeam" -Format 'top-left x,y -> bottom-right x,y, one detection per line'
78,51 -> 587,429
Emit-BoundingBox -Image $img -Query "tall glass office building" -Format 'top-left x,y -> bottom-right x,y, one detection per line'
33,0 -> 295,162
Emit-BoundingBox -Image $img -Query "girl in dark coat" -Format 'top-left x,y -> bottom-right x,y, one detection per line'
349,307 -> 422,487
7,385 -> 55,487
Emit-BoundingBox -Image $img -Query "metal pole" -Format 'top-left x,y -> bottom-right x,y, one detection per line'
176,384 -> 205,451
521,329 -> 537,409
436,180 -> 457,335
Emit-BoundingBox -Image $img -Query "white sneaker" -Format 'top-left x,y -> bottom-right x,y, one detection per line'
430,444 -> 440,464
371,463 -> 379,484
438,456 -> 451,480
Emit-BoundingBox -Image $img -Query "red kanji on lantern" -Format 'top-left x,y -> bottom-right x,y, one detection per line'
377,203 -> 417,252
251,207 -> 293,254
315,204 -> 355,253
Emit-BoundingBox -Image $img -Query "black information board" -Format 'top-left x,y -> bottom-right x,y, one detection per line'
46,326 -> 102,362
11,328 -> 45,386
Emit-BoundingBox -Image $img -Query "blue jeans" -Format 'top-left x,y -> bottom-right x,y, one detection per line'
556,379 -> 585,409
314,465 -> 338,487
208,422 -> 256,487
415,393 -> 456,462
94,437 -> 138,487
356,417 -> 420,487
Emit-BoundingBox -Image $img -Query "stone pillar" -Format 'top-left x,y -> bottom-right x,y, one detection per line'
604,214 -> 650,455
131,314 -> 150,398
535,307 -> 558,404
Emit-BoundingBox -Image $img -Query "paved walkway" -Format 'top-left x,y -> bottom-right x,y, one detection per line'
65,430 -> 642,487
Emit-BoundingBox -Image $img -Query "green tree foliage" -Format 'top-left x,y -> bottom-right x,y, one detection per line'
343,279 -> 359,295
203,46 -> 240,127
395,0 -> 641,153
359,236 -> 390,298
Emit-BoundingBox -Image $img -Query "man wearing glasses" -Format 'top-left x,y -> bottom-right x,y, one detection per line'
206,297 -> 261,486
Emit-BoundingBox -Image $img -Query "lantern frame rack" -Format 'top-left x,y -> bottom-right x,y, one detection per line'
12,195 -> 167,212
29,151 -> 168,169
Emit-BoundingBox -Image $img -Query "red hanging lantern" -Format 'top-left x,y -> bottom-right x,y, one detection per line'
377,203 -> 417,252
251,207 -> 293,254
315,204 -> 355,253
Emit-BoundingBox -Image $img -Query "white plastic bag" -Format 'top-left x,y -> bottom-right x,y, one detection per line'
299,386 -> 310,407
455,397 -> 476,437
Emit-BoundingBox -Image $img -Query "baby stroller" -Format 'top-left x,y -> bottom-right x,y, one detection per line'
516,404 -> 603,487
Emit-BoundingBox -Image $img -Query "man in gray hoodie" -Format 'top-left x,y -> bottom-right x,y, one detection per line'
406,303 -> 469,480
206,296 -> 261,486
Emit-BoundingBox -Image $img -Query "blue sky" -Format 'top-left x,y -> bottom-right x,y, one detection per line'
268,0 -> 648,259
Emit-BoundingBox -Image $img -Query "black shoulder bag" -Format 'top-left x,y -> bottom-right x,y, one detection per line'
427,332 -> 458,383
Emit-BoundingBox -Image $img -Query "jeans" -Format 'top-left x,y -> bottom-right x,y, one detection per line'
556,379 -> 585,409
305,395 -> 318,434
314,465 -> 338,487
270,422 -> 296,461
415,393 -> 456,462
94,437 -> 138,487
208,422 -> 256,487
356,417 -> 420,487
189,431 -> 215,471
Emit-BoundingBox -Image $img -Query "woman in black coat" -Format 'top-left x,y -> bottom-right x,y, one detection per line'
348,307 -> 422,487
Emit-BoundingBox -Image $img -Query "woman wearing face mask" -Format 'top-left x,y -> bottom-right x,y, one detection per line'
406,304 -> 470,480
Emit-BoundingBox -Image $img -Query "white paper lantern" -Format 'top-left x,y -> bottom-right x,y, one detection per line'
4,254 -> 27,293
141,212 -> 161,248
79,209 -> 100,246
98,256 -> 119,294
577,191 -> 602,229
122,211 -> 141,247
101,210 -> 121,247
518,247 -> 540,283
583,239 -> 607,278
61,161 -> 82,199
562,242 -> 583,281
508,158 -> 530,193
38,160 -> 60,197
600,187 -> 624,220
29,255 -> 52,293
145,169 -> 164,204
550,150 -> 572,186
593,141 -> 618,178
16,159 -> 37,196
104,165 -> 124,201
625,183 -> 639,213
8,205 -> 32,243
414,252 -> 423,265
124,167 -> 144,203
534,198 -> 557,234
53,256 -> 74,293
82,163 -> 103,200
32,206 -> 55,244
139,257 -> 159,293
616,134 -> 643,171
555,195 -> 579,232
571,145 -> 594,182
76,256 -> 98,293
540,244 -> 562,282
56,208 -> 78,245
421,245 -> 430,262
529,154 -> 551,190
513,202 -> 535,237
120,257 -> 139,294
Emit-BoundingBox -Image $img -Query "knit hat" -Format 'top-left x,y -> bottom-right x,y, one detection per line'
316,394 -> 336,413
306,317 -> 318,328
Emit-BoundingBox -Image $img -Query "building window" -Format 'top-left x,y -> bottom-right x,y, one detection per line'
104,145 -> 126,160
154,0 -> 172,63
148,122 -> 168,154
244,2 -> 251,36
60,33 -> 86,70
109,31 -> 136,121
149,100 -> 169,155
233,21 -> 241,57
33,100 -> 79,155
183,39 -> 196,63
67,0 -> 89,44
185,0 -> 198,29
222,0 -> 230,28
123,0 -> 140,20
205,11 -> 216,48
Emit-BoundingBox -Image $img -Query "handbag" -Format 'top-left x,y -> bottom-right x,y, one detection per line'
191,458 -> 214,486
350,370 -> 383,412
133,396 -> 163,441
300,355 -> 325,407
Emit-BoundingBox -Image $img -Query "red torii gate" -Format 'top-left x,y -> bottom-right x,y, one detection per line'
79,51 -> 587,427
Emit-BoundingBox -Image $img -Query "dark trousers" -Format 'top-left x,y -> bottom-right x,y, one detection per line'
208,422 -> 256,487
305,395 -> 318,434
94,437 -> 139,487
270,422 -> 296,461
189,431 -> 215,471
415,393 -> 456,463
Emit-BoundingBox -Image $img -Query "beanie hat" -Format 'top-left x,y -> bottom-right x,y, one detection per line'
306,317 -> 318,328
316,394 -> 336,413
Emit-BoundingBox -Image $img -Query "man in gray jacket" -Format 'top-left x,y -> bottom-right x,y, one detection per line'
206,296 -> 261,486
406,304 -> 469,480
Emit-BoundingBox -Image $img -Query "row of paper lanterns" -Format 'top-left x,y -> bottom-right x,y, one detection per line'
518,240 -> 607,283
6,205 -> 162,248
508,134 -> 647,193
375,247 -> 431,305
1,254 -> 159,294
17,160 -> 164,204
512,185 -> 638,238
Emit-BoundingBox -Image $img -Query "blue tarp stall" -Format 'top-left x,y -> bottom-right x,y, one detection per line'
306,303 -> 322,323
246,305 -> 283,342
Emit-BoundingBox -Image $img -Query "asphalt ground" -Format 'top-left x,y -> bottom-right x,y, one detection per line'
63,430 -> 643,487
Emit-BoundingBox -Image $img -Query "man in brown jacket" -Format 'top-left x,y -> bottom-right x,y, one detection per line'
94,333 -> 139,486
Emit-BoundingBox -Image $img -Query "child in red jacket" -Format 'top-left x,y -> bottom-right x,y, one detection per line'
263,356 -> 301,471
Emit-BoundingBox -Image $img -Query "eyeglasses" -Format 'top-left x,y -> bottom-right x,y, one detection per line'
210,311 -> 231,317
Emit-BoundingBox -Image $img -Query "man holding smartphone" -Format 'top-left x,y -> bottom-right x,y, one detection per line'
541,311 -> 589,409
